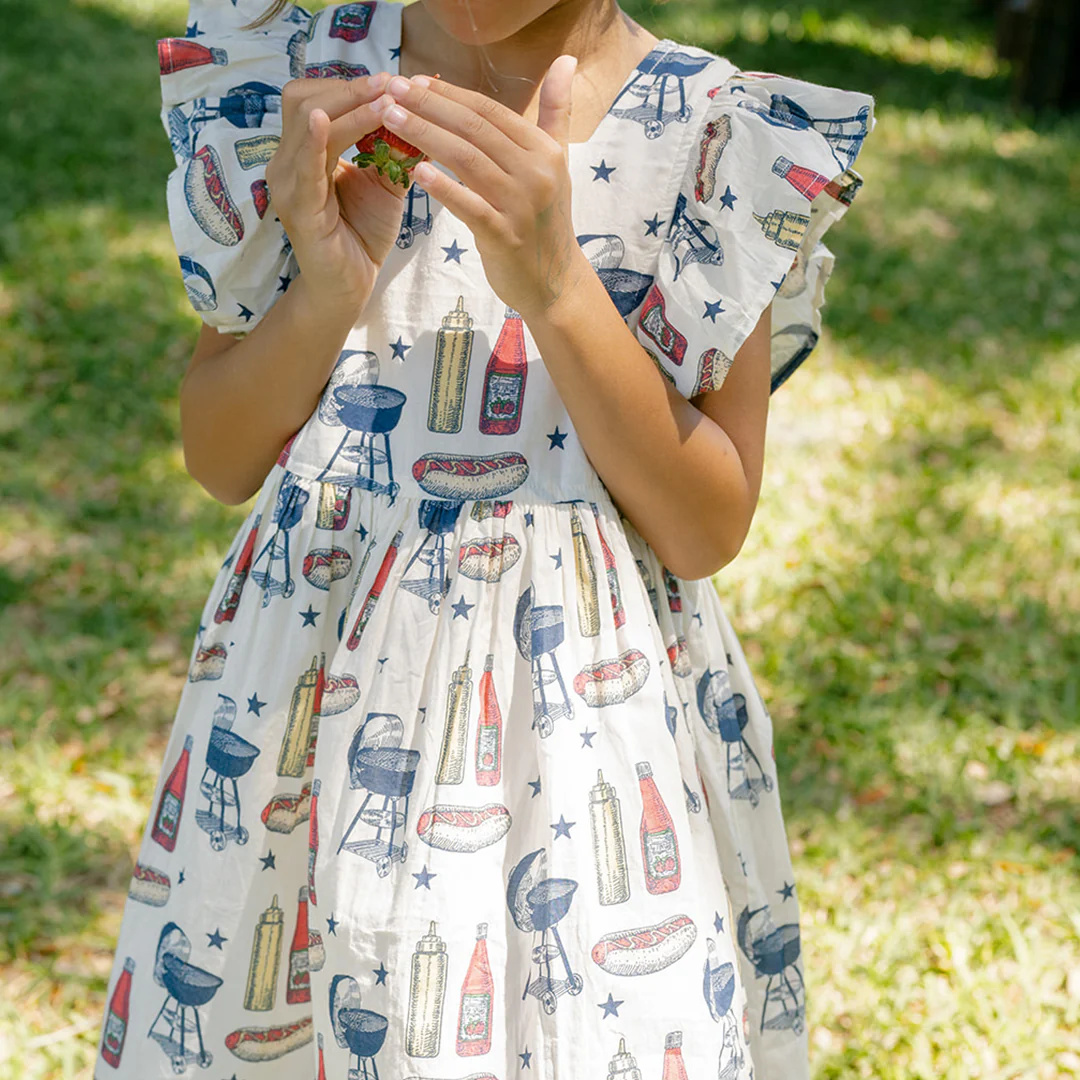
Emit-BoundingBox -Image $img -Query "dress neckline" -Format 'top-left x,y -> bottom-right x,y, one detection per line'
389,1 -> 674,152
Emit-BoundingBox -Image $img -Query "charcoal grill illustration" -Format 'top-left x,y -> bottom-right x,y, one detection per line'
251,471 -> 309,605
147,922 -> 223,1072
668,192 -> 724,281
609,48 -> 714,139
703,937 -> 744,1080
507,848 -> 583,1015
399,499 -> 464,613
736,92 -> 870,170
514,583 -> 574,737
696,668 -> 773,806
315,383 -> 407,506
337,712 -> 419,877
167,81 -> 282,159
329,973 -> 388,1080
736,904 -> 805,1035
195,694 -> 261,851
397,182 -> 433,248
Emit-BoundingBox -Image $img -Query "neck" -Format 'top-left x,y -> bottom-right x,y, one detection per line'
401,0 -> 640,112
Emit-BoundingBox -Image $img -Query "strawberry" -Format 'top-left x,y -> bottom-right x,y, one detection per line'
353,127 -> 427,189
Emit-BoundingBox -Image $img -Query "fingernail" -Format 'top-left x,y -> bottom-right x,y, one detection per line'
387,75 -> 411,96
371,93 -> 392,114
411,74 -> 431,88
384,104 -> 407,125
369,71 -> 389,91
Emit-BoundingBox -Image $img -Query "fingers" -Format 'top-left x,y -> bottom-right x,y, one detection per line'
379,102 -> 511,207
280,71 -> 390,124
325,91 -> 398,169
399,73 -> 552,154
536,55 -> 577,151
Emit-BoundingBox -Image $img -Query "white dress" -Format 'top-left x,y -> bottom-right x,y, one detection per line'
96,3 -> 875,1078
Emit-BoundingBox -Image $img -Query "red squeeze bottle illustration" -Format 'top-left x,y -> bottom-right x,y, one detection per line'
475,654 -> 503,786
456,922 -> 494,1056
157,38 -> 227,75
287,885 -> 312,1004
215,513 -> 262,623
316,1031 -> 327,1080
152,734 -> 193,851
347,530 -> 403,650
772,156 -> 845,202
662,1031 -> 690,1080
479,306 -> 528,435
592,503 -> 626,628
100,956 -> 134,1067
307,777 -> 321,906
637,761 -> 680,893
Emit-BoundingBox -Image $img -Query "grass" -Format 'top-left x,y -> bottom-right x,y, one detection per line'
1,0 -> 1078,1076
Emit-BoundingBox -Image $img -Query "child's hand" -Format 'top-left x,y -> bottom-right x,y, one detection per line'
378,58 -> 590,320
265,73 -> 410,318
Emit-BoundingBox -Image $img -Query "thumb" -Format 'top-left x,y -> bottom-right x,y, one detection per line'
537,54 -> 577,151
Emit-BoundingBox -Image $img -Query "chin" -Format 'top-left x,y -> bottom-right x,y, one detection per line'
421,0 -> 559,44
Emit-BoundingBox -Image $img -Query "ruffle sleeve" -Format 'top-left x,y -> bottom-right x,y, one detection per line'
634,68 -> 876,397
158,0 -> 315,334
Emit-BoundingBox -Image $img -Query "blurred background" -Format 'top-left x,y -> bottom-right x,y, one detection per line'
0,0 -> 1077,1075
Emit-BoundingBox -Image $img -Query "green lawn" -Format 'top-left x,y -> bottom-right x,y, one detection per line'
1,0 -> 1078,1076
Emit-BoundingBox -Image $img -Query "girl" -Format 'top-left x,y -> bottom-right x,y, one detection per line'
98,1 -> 874,1077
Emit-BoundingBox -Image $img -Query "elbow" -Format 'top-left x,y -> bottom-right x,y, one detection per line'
183,445 -> 256,507
655,511 -> 751,581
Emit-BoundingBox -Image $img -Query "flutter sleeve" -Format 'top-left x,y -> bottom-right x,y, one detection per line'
158,0 -> 313,334
634,68 -> 876,397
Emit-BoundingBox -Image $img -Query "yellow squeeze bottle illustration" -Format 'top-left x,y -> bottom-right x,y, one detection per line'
277,653 -> 321,777
244,893 -> 284,1010
406,920 -> 448,1057
436,650 -> 473,785
589,769 -> 631,905
428,295 -> 475,433
570,503 -> 601,637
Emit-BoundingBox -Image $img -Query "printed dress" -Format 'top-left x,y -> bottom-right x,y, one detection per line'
97,2 -> 875,1078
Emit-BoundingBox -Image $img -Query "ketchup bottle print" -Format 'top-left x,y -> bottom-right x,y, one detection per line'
316,1031 -> 327,1080
772,156 -> 845,202
215,513 -> 262,623
307,778 -> 321,906
591,503 -> 626,628
347,530 -> 403,650
662,1031 -> 690,1080
478,306 -> 528,435
456,922 -> 494,1056
474,654 -> 502,785
151,734 -> 192,852
636,761 -> 680,893
157,38 -> 227,75
100,956 -> 134,1068
287,885 -> 312,1004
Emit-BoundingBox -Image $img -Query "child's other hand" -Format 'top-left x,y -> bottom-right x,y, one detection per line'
265,73 -> 408,318
378,58 -> 590,321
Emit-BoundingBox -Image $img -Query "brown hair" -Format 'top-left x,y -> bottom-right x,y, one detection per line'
240,0 -> 291,31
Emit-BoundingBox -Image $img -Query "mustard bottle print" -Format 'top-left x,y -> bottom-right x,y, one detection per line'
244,893 -> 284,1011
428,295 -> 475,433
589,770 -> 630,905
570,503 -> 600,637
406,921 -> 448,1057
436,650 -> 473,785
277,653 -> 321,777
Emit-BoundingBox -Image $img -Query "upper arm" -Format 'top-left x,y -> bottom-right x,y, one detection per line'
690,300 -> 772,512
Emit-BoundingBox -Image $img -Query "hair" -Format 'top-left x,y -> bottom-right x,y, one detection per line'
242,0 -> 289,30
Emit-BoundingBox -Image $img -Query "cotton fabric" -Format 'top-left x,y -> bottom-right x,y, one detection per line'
96,3 -> 875,1078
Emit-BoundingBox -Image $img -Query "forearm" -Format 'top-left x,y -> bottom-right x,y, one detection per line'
524,253 -> 753,580
180,276 -> 360,505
